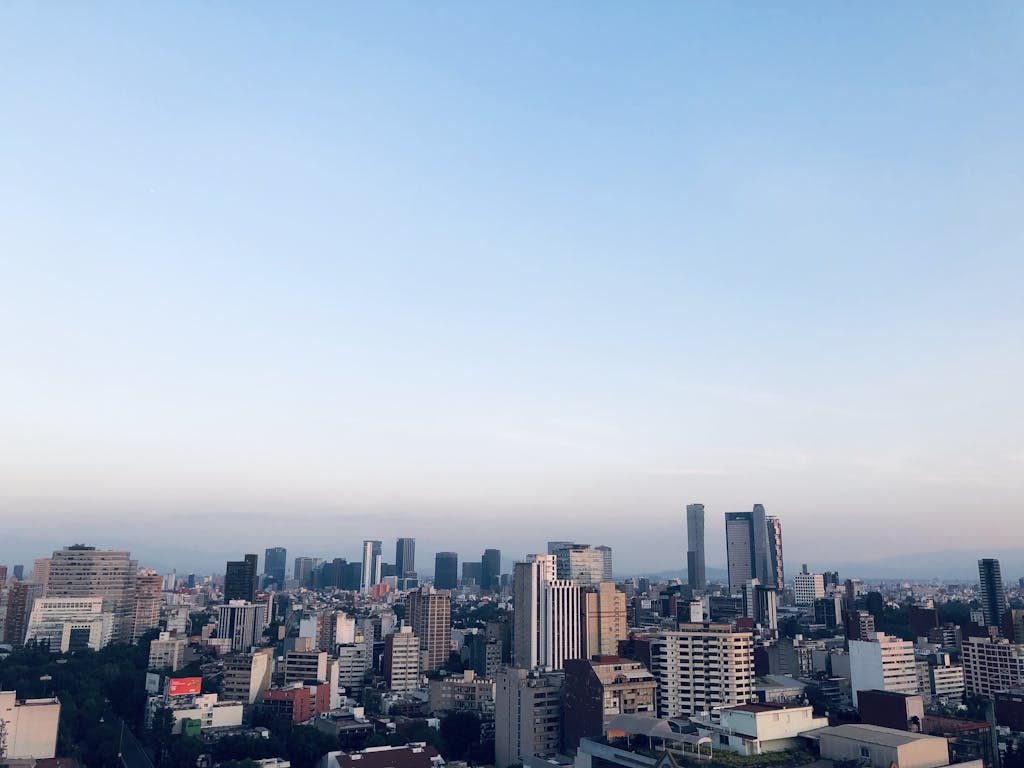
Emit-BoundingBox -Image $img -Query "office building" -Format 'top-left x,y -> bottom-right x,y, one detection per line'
686,503 -> 706,590
547,541 -> 575,555
962,635 -> 1024,696
794,566 -> 826,606
725,506 -> 776,593
429,670 -> 496,715
563,656 -> 657,749
337,636 -> 372,697
434,551 -> 458,590
647,623 -> 755,717
45,545 -> 138,644
978,558 -> 1007,629
742,579 -> 778,630
553,544 -> 605,586
849,633 -> 918,706
406,585 -> 452,672
216,600 -> 267,652
396,538 -> 416,580
845,609 -> 877,642
513,554 -> 580,670
462,561 -> 482,585
294,556 -> 314,586
360,541 -> 383,593
383,626 -> 421,691
25,597 -> 113,651
283,642 -> 328,685
224,554 -> 258,603
581,582 -> 628,658
264,547 -> 287,589
481,548 -> 501,592
596,545 -> 613,582
495,667 -> 563,768
814,596 -> 844,629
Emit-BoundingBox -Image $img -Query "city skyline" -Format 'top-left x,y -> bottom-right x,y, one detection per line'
2,3 -> 1022,570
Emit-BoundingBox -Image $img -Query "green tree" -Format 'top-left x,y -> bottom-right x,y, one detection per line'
440,711 -> 481,761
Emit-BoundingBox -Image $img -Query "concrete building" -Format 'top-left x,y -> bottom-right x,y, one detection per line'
686,503 -> 707,590
846,609 -> 877,642
45,545 -> 138,644
962,635 -> 1024,696
495,667 -> 563,768
857,689 -> 926,731
812,724 -> 955,768
133,569 -> 164,643
0,691 -> 60,759
849,633 -> 918,706
3,581 -> 43,646
793,566 -> 825,606
149,631 -> 188,671
406,586 -> 452,672
283,643 -> 328,685
692,702 -> 826,755
741,579 -> 778,631
216,600 -> 268,652
337,636 -> 373,697
513,555 -> 556,668
383,626 -> 421,691
148,692 -> 244,735
563,656 -> 657,749
928,653 -> 966,702
25,597 -> 113,651
646,623 -> 755,717
582,583 -> 628,658
428,670 -> 495,715
322,743 -> 444,768
221,648 -> 275,704
814,596 -> 844,629
765,515 -> 785,591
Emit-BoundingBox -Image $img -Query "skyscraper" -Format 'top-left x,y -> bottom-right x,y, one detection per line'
725,505 -> 775,594
481,548 -> 501,592
294,556 -> 314,586
766,516 -> 784,591
46,545 -> 138,644
396,538 -> 416,579
513,554 -> 580,670
978,558 -> 1007,628
264,547 -> 287,588
225,554 -> 258,603
406,585 -> 451,672
595,545 -> 613,582
686,503 -> 706,590
552,544 -> 605,586
434,552 -> 458,590
360,541 -> 382,593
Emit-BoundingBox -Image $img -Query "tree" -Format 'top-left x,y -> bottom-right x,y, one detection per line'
440,711 -> 482,761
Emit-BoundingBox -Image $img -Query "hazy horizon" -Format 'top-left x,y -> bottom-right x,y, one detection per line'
2,3 -> 1021,575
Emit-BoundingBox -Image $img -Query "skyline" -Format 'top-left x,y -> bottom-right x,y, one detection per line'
2,3 -> 1022,572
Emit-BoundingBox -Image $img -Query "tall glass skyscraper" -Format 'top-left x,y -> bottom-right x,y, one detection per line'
686,503 -> 706,590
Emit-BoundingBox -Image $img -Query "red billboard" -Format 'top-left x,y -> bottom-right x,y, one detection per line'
168,677 -> 202,696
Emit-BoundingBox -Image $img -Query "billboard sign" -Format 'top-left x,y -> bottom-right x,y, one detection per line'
168,677 -> 202,696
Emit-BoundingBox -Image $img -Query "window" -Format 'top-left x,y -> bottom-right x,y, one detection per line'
860,747 -> 870,758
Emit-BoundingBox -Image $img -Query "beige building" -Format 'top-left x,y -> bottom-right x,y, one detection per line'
383,626 -> 421,691
221,648 -> 275,704
849,633 -> 918,706
133,569 -> 165,642
647,623 -> 755,717
283,642 -> 328,685
814,724 -> 955,768
581,582 -> 627,658
0,691 -> 60,759
692,703 -> 827,755
563,656 -> 657,749
495,667 -> 563,768
149,631 -> 188,672
406,586 -> 451,672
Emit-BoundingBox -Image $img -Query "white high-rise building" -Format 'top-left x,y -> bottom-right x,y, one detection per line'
216,601 -> 268,652
849,632 -> 918,705
360,540 -> 382,594
794,566 -> 826,606
25,597 -> 114,652
648,623 -> 755,717
45,545 -> 138,644
513,554 -> 580,670
962,636 -> 1024,696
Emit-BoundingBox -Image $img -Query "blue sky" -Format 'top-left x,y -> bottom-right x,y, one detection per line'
1,3 -> 1022,576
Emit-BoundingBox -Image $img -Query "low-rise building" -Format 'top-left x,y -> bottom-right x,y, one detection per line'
563,656 -> 657,749
811,724 -> 968,768
0,691 -> 60,759
428,670 -> 495,715
691,702 -> 827,755
149,631 -> 188,671
321,743 -> 444,768
146,692 -> 244,735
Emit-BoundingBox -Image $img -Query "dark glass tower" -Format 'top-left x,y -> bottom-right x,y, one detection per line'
979,558 -> 1007,628
434,552 -> 458,590
224,553 -> 258,602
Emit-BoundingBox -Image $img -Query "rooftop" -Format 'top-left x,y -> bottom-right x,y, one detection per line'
808,724 -> 943,748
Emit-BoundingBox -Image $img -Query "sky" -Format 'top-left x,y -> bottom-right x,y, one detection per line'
1,3 -> 1022,578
